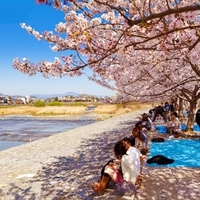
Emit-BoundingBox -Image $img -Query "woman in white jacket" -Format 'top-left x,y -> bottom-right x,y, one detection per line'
114,140 -> 137,185
92,140 -> 138,195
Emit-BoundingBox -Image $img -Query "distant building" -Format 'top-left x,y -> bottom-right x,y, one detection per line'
26,96 -> 30,103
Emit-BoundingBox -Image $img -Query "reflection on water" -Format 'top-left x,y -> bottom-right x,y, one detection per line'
85,106 -> 97,111
0,118 -> 96,151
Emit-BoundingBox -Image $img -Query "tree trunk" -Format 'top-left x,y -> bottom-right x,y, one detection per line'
180,85 -> 200,134
173,97 -> 178,112
178,98 -> 183,117
185,101 -> 197,132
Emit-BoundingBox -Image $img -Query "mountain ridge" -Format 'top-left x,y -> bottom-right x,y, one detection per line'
0,91 -> 110,99
32,91 -> 80,99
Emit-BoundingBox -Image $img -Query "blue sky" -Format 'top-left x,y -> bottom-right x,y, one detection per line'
0,0 -> 116,97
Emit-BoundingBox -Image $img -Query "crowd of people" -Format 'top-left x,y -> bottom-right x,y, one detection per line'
149,101 -> 175,123
92,102 -> 199,196
148,102 -> 182,137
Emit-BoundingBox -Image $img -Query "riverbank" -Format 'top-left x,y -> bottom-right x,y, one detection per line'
0,103 -> 150,120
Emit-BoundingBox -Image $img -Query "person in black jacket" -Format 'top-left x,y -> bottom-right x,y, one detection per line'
196,109 -> 200,128
152,103 -> 166,122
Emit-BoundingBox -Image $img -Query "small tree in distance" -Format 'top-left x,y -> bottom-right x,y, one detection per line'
34,99 -> 46,107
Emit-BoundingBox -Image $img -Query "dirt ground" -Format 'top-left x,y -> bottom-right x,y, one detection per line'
0,106 -> 87,116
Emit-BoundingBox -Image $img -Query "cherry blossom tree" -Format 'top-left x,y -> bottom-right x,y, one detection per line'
12,0 -> 200,131
110,47 -> 200,132
13,1 -> 200,79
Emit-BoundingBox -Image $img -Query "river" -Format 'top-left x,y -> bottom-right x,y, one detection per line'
0,117 -> 97,151
0,106 -> 99,151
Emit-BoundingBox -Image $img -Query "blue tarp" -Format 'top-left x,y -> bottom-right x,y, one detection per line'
154,126 -> 168,133
147,139 -> 200,167
155,124 -> 200,133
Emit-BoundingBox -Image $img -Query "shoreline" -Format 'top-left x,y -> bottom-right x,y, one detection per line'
0,114 -> 100,121
0,111 -> 119,121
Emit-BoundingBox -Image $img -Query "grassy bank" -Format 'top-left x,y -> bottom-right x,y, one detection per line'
94,102 -> 150,116
0,102 -> 151,117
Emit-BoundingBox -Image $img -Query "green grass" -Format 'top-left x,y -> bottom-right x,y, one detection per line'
48,101 -> 63,106
72,102 -> 87,107
30,112 -> 66,116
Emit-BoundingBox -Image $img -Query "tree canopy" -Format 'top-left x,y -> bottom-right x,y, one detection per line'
13,0 -> 200,104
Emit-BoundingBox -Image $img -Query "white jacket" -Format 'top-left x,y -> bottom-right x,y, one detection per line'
126,147 -> 142,176
121,154 -> 137,184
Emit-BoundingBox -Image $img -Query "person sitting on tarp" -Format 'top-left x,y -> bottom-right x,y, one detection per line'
133,123 -> 149,155
140,113 -> 152,130
166,112 -> 181,138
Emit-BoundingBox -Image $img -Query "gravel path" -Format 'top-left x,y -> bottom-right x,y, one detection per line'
0,107 -> 200,200
0,108 -> 148,200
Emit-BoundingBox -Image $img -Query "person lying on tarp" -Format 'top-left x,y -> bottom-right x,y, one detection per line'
147,155 -> 174,165
166,112 -> 181,138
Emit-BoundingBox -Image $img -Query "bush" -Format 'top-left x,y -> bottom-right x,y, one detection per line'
73,102 -> 87,106
34,100 -> 45,107
48,101 -> 63,106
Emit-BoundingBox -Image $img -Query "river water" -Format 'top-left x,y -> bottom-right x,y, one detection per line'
0,117 -> 96,151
